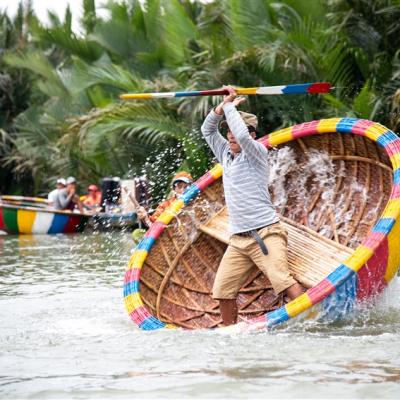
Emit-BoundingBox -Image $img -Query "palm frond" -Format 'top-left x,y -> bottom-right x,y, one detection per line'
4,51 -> 69,97
69,54 -> 142,94
31,25 -> 103,61
353,81 -> 376,119
161,0 -> 197,65
226,0 -> 270,50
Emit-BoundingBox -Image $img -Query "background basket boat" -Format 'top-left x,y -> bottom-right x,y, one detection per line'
0,195 -> 139,234
0,198 -> 89,234
126,117 -> 399,330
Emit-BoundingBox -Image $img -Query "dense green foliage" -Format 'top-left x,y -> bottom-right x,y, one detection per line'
1,0 -> 399,201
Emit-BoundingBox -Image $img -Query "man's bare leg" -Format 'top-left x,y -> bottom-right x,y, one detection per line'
219,299 -> 238,326
285,282 -> 304,300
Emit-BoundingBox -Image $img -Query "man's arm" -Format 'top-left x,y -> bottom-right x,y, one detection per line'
74,196 -> 84,213
57,191 -> 74,209
47,190 -> 56,207
201,109 -> 228,163
223,103 -> 268,166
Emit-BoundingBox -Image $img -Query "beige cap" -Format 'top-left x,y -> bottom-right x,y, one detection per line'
238,111 -> 258,129
220,111 -> 258,130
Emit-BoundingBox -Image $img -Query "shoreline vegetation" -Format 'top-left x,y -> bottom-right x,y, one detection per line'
1,0 -> 399,205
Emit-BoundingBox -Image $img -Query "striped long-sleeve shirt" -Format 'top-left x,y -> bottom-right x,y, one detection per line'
201,102 -> 278,234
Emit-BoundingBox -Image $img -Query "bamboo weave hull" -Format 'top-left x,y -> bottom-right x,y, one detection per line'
124,118 -> 400,331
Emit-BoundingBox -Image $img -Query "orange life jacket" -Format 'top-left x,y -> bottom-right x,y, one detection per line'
82,191 -> 102,207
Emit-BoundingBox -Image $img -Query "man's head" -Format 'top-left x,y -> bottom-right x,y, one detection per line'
66,176 -> 76,185
66,176 -> 77,192
221,111 -> 258,154
56,178 -> 66,189
171,171 -> 193,195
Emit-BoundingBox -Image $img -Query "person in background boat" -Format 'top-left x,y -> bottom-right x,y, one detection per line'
51,176 -> 84,213
47,178 -> 66,207
136,171 -> 193,228
81,184 -> 102,211
201,85 -> 304,326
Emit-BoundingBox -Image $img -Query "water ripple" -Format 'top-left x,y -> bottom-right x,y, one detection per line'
1,233 -> 399,399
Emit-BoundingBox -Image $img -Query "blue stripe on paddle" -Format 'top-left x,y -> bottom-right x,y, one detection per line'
282,84 -> 310,94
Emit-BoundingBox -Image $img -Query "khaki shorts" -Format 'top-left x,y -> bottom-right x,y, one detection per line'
212,222 -> 297,299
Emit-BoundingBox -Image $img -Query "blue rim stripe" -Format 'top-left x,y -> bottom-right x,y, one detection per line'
180,184 -> 201,205
266,307 -> 290,327
137,237 -> 155,252
326,264 -> 355,287
124,281 -> 140,297
372,218 -> 396,234
376,131 -> 397,147
139,316 -> 166,330
337,118 -> 358,133
321,274 -> 357,320
393,168 -> 400,185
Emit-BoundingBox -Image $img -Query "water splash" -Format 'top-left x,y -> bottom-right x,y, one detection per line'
267,145 -> 379,247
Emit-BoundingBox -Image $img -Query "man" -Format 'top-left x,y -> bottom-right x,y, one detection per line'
48,178 -> 66,207
52,176 -> 84,213
136,171 -> 193,228
201,85 -> 303,326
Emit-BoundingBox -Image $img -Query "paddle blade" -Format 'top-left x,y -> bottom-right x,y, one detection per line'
307,82 -> 331,94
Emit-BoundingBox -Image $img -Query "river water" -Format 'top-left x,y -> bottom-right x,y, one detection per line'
0,232 -> 399,399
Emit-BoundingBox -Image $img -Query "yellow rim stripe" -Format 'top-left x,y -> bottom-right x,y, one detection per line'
285,293 -> 313,318
157,210 -> 176,225
364,123 -> 387,141
389,153 -> 400,169
381,198 -> 400,219
316,118 -> 341,133
386,219 -> 400,282
125,292 -> 143,313
343,245 -> 374,272
267,127 -> 293,146
127,250 -> 148,270
168,199 -> 184,214
209,164 -> 223,179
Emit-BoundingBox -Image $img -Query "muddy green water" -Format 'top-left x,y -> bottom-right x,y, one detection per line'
0,233 -> 399,399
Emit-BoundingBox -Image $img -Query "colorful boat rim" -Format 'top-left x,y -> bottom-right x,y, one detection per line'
0,203 -> 89,234
123,117 -> 400,331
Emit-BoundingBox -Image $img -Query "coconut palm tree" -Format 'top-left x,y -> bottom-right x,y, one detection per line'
0,2 -> 37,194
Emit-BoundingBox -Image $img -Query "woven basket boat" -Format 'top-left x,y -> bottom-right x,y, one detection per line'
124,118 -> 400,331
0,196 -> 89,234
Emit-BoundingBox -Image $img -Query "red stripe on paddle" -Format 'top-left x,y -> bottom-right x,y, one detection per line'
307,82 -> 331,93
